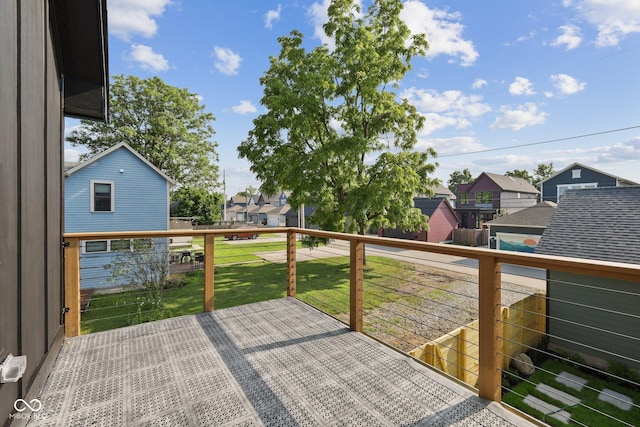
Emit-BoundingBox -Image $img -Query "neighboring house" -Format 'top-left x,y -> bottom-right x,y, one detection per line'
485,202 -> 557,252
535,186 -> 640,371
65,142 -> 176,289
0,0 -> 108,420
267,205 -> 290,227
455,172 -> 539,229
426,184 -> 457,207
257,191 -> 290,207
285,205 -> 317,228
228,193 -> 257,207
540,162 -> 637,203
380,198 -> 459,243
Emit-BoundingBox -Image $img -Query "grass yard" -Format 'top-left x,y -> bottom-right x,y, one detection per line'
81,256 -> 414,335
503,359 -> 640,426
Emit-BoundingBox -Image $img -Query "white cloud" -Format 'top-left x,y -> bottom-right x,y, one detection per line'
509,77 -> 535,96
567,0 -> 640,46
265,4 -> 282,29
504,30 -> 538,47
490,103 -> 548,130
125,44 -> 169,72
472,79 -> 487,90
231,100 -> 257,115
550,73 -> 586,95
416,136 -> 486,156
108,0 -> 171,41
401,1 -> 478,66
551,25 -> 582,50
213,46 -> 242,75
64,148 -> 81,162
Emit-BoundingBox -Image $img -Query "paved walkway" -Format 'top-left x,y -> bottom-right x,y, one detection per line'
29,299 -> 534,426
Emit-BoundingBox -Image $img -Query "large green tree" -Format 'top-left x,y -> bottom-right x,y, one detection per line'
67,74 -> 218,190
447,168 -> 473,193
238,0 -> 437,235
532,162 -> 555,188
505,169 -> 534,184
170,186 -> 221,224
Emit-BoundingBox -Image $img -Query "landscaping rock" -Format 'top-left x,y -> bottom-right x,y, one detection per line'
512,353 -> 536,376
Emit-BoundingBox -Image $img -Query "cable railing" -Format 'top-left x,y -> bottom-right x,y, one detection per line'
63,227 -> 640,426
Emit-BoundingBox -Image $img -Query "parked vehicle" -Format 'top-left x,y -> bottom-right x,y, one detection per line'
224,226 -> 259,240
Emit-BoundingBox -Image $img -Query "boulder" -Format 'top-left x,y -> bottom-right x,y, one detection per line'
512,353 -> 535,376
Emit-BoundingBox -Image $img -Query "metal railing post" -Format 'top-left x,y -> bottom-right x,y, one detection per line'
287,230 -> 297,297
350,239 -> 364,332
478,254 -> 502,402
204,233 -> 215,311
64,237 -> 81,337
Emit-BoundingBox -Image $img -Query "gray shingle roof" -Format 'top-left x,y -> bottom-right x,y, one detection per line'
484,172 -> 540,194
535,186 -> 640,264
486,201 -> 557,228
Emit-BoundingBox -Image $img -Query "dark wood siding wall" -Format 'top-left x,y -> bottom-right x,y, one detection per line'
0,0 -> 65,423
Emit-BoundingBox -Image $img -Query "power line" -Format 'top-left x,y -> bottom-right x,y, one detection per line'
438,125 -> 640,158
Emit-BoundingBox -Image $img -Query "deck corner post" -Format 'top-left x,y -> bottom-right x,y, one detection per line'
350,239 -> 364,332
64,237 -> 81,337
478,255 -> 502,402
204,233 -> 215,311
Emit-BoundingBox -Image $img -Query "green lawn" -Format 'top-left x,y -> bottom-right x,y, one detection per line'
81,255 -> 413,335
503,359 -> 640,427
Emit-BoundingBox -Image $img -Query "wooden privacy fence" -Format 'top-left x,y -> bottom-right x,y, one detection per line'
453,228 -> 488,247
409,294 -> 546,387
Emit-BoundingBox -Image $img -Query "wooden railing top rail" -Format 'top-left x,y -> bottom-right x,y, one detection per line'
64,227 -> 640,283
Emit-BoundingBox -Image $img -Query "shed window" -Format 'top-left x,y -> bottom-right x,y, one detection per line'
91,181 -> 114,212
85,240 -> 108,253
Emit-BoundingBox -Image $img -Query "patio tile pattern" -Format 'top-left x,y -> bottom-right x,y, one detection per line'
28,298 -> 533,426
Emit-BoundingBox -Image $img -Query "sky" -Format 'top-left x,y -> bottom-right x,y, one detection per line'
64,0 -> 640,196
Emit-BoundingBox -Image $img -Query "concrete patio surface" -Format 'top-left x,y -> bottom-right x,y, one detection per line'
28,298 -> 535,426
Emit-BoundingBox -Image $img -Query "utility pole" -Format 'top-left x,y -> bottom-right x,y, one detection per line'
223,169 -> 227,221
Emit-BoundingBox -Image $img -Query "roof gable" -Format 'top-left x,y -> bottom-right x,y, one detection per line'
414,197 -> 457,219
64,142 -> 176,185
482,172 -> 540,194
535,186 -> 640,264
540,162 -> 638,186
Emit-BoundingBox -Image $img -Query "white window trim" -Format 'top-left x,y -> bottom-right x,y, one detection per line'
81,239 -> 134,254
90,180 -> 115,212
556,182 -> 598,200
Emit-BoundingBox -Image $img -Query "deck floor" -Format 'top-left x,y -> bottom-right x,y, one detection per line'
28,298 -> 534,426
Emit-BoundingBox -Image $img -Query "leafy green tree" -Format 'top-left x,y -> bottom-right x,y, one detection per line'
238,0 -> 437,235
171,186 -> 221,224
67,74 -> 218,190
505,169 -> 534,184
447,168 -> 473,193
532,162 -> 555,188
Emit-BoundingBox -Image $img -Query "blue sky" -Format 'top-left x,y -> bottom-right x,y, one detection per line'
64,0 -> 640,195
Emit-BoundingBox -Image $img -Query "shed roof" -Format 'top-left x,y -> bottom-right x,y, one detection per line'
414,197 -> 457,219
486,201 -> 557,228
535,186 -> 640,264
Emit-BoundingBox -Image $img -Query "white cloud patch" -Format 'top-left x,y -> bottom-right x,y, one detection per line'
472,79 -> 488,90
550,73 -> 586,95
125,44 -> 169,72
265,4 -> 282,29
509,77 -> 535,96
490,103 -> 548,130
552,25 -> 582,50
231,100 -> 257,115
567,0 -> 640,46
416,136 -> 486,156
64,148 -> 81,162
108,0 -> 171,41
403,88 -> 492,136
401,1 -> 478,66
213,46 -> 242,75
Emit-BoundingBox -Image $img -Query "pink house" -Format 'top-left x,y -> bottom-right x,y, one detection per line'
379,198 -> 459,243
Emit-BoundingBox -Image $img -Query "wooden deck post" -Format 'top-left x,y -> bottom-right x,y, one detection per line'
350,239 -> 364,332
64,237 -> 81,337
478,255 -> 502,402
204,233 -> 215,311
287,230 -> 296,297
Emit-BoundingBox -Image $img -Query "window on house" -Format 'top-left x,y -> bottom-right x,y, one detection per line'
460,193 -> 470,204
476,191 -> 493,204
92,181 -> 113,212
572,169 -> 581,179
557,183 -> 597,201
85,240 -> 108,253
